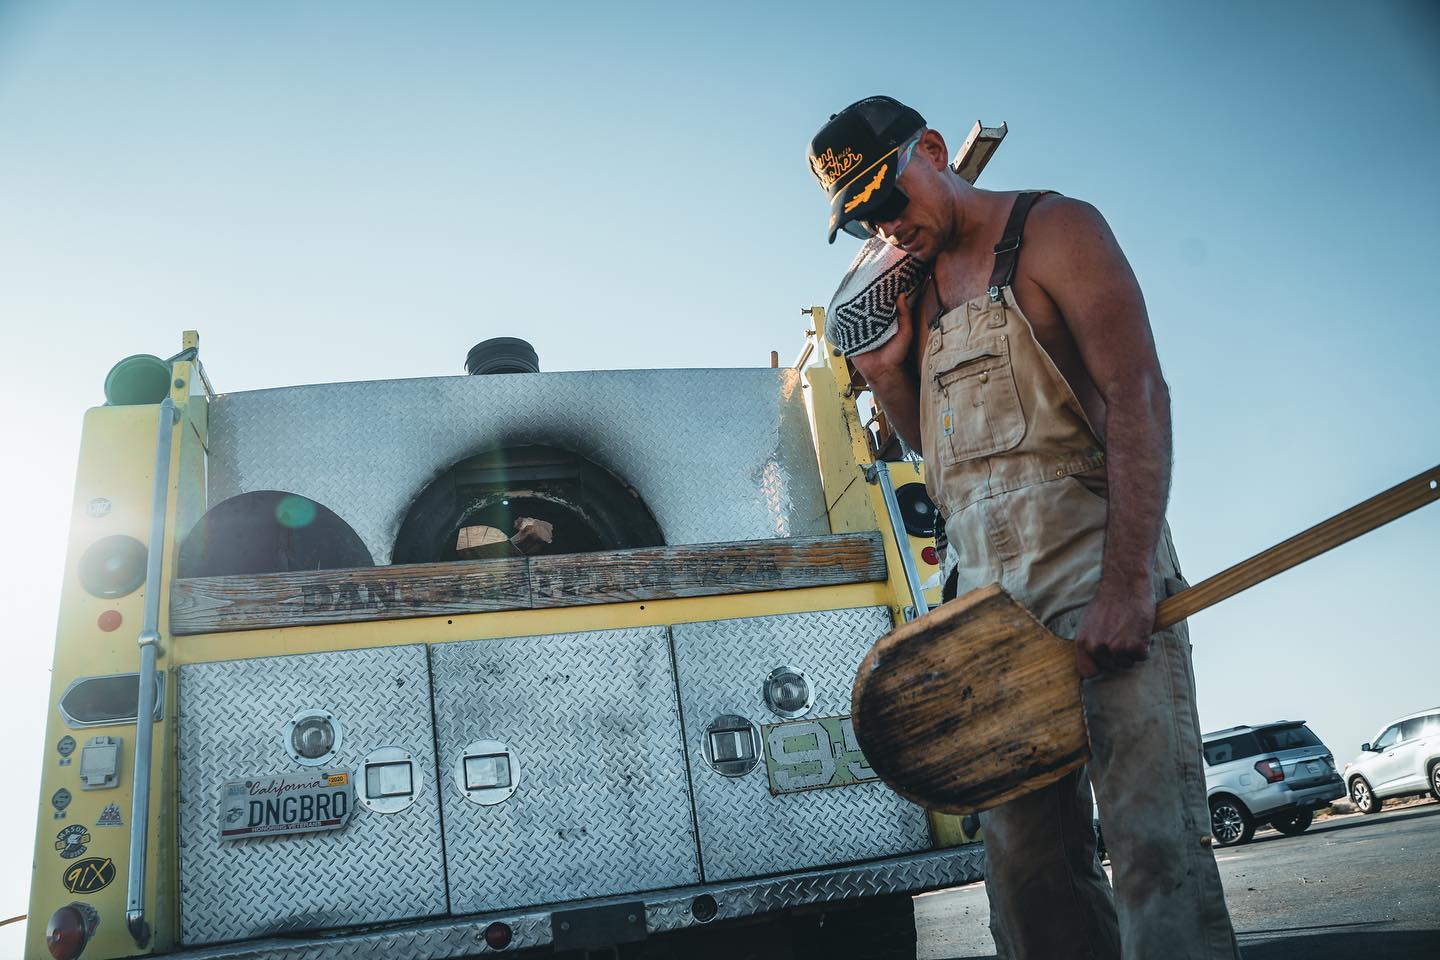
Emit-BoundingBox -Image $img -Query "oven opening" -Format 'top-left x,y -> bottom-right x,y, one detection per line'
392,444 -> 664,564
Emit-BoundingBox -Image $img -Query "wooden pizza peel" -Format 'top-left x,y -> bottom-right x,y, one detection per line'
851,465 -> 1440,814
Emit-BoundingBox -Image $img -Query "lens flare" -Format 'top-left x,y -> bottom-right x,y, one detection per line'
274,495 -> 317,529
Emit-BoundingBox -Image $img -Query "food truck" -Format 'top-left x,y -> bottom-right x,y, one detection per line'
26,308 -> 987,960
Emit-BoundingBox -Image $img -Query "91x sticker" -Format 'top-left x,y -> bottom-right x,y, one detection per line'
63,857 -> 115,894
55,825 -> 91,859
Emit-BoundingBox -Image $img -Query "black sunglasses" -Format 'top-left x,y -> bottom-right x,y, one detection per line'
843,185 -> 910,240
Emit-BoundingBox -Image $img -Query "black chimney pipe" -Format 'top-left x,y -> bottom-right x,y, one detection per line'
465,337 -> 540,375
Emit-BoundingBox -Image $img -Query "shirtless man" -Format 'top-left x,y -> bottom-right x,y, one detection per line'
808,96 -> 1241,958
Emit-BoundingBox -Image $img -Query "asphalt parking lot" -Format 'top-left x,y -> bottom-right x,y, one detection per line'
915,799 -> 1440,959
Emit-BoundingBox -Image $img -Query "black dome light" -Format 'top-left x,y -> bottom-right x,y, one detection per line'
77,535 -> 148,599
894,482 -> 939,538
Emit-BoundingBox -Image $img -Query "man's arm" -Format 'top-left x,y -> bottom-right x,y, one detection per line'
850,291 -> 923,450
1031,198 -> 1172,677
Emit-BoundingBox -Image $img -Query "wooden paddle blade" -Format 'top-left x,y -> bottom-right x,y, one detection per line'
852,583 -> 1089,814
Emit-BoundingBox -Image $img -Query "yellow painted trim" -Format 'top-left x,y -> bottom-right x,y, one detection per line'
26,400 -> 186,959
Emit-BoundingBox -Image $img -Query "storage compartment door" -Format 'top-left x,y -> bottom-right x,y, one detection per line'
431,627 -> 699,914
177,645 -> 446,944
673,608 -> 932,882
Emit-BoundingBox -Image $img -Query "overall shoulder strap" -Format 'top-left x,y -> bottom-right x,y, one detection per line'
987,191 -> 1052,302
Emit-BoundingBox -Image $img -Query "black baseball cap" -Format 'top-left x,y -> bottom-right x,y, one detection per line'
808,96 -> 926,243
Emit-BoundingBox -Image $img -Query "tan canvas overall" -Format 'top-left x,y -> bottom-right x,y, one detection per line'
919,193 -> 1241,959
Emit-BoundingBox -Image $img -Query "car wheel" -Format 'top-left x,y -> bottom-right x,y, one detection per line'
1429,762 -> 1440,803
1349,776 -> 1383,814
1209,795 -> 1255,846
1271,810 -> 1313,836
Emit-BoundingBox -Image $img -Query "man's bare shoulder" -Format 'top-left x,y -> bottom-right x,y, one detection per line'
1020,194 -> 1133,297
1025,195 -> 1112,254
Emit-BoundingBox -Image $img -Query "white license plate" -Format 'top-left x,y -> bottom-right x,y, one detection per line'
219,770 -> 354,841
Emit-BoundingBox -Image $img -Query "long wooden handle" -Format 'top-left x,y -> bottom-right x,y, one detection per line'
1155,464 -> 1440,631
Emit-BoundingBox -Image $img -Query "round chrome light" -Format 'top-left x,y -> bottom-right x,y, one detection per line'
763,666 -> 813,719
286,709 -> 340,766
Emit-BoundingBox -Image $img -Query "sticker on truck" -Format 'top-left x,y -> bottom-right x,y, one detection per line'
761,715 -> 879,795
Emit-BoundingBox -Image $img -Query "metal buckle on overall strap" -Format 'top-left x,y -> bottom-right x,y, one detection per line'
989,236 -> 1021,302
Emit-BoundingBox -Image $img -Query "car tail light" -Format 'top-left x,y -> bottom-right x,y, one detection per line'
46,905 -> 91,960
1255,758 -> 1285,783
483,921 -> 512,950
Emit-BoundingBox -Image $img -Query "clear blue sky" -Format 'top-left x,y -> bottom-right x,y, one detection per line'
1,0 -> 1436,941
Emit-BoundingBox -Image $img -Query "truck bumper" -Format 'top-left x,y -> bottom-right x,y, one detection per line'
1268,776 -> 1346,818
161,845 -> 986,958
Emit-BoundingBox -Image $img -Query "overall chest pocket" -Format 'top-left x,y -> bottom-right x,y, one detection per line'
931,335 -> 1026,462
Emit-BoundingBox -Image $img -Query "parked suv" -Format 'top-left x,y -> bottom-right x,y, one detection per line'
1202,721 -> 1345,846
1343,707 -> 1440,814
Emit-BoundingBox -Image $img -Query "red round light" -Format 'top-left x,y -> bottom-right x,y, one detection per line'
483,921 -> 512,950
920,546 -> 939,566
46,905 -> 88,960
97,610 -> 123,632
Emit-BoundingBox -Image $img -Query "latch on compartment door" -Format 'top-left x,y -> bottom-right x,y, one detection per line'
455,739 -> 520,806
704,715 -> 760,777
357,746 -> 421,814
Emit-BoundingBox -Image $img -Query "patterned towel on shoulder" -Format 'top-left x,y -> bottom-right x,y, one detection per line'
825,237 -> 930,358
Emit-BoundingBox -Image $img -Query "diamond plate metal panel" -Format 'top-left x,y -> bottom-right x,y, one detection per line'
645,845 -> 985,932
161,847 -> 986,959
177,646 -> 446,944
204,369 -> 826,563
672,607 -> 932,881
431,627 -> 699,913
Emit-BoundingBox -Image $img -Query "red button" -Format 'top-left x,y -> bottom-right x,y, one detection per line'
921,546 -> 939,566
97,610 -> 123,632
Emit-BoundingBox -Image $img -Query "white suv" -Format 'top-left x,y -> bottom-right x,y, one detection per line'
1342,707 -> 1440,814
1201,721 -> 1344,846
